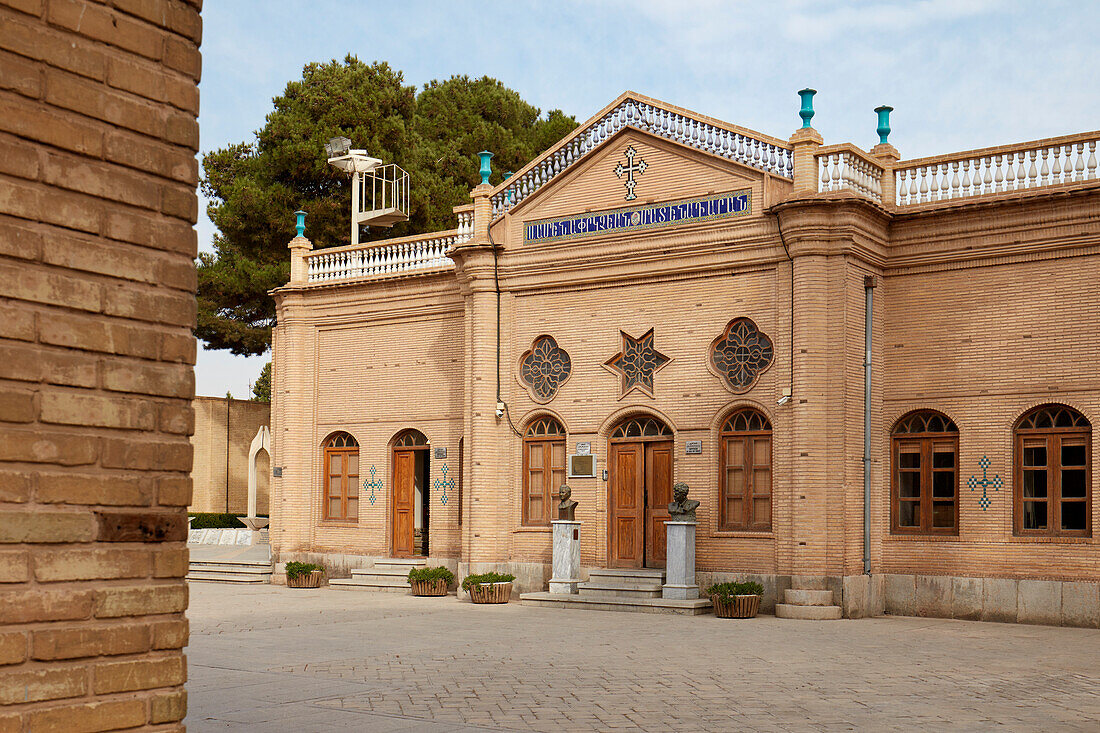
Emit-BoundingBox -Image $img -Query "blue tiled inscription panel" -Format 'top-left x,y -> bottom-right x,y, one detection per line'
524,189 -> 751,244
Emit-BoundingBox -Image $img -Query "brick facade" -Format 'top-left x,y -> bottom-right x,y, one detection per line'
272,93 -> 1099,625
0,0 -> 199,728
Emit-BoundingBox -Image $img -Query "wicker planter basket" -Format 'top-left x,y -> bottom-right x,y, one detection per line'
712,594 -> 761,619
410,578 -> 449,596
287,570 -> 323,588
468,581 -> 512,604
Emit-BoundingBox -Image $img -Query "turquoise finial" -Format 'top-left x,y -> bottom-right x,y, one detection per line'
875,105 -> 893,145
478,150 -> 494,185
798,88 -> 817,129
294,210 -> 306,237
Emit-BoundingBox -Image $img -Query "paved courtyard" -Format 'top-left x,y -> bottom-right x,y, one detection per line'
185,582 -> 1100,732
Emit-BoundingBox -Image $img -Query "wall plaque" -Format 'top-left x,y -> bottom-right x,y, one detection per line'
576,442 -> 591,455
569,454 -> 596,478
685,440 -> 703,455
272,466 -> 283,477
434,446 -> 447,460
524,189 -> 751,244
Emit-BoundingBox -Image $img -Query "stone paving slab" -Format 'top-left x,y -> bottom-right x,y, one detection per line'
185,582 -> 1100,732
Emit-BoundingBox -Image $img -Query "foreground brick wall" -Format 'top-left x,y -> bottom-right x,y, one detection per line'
0,0 -> 200,728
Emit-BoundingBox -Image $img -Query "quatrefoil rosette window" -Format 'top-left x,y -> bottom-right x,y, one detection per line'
708,317 -> 774,393
519,335 -> 572,403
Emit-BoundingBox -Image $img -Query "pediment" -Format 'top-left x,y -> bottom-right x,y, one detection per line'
488,92 -> 792,221
517,128 -> 763,229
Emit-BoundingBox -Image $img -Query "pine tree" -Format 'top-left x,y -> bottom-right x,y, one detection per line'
198,56 -> 575,355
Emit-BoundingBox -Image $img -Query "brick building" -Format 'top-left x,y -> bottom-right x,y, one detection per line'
189,396 -> 270,515
1,0 -> 199,728
271,91 -> 1099,625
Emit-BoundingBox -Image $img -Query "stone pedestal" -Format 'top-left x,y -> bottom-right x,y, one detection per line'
662,521 -> 698,600
549,520 -> 582,594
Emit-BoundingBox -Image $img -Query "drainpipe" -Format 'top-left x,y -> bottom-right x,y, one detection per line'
863,275 -> 877,575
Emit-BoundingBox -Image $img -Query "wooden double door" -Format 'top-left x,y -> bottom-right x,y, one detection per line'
608,441 -> 673,568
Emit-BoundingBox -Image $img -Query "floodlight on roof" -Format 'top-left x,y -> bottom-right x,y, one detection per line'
325,136 -> 351,158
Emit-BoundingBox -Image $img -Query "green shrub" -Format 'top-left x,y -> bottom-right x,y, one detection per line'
187,513 -> 271,529
705,581 -> 765,600
188,513 -> 245,529
285,562 -> 323,580
461,572 -> 516,592
408,566 -> 455,584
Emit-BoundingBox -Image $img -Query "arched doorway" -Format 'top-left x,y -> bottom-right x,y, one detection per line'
607,416 -> 674,569
392,429 -> 430,557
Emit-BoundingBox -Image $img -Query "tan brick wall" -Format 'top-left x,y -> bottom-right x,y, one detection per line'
0,0 -> 199,727
879,243 -> 1100,581
189,397 -> 271,514
271,276 -> 465,558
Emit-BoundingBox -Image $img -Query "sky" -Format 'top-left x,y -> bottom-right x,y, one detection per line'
193,0 -> 1100,398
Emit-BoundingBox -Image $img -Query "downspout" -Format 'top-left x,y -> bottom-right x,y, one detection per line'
486,167 -> 523,439
863,275 -> 876,575
225,397 -> 231,514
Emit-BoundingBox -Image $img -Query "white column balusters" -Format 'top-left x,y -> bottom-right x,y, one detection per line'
816,150 -> 884,204
304,235 -> 458,283
895,136 -> 1100,206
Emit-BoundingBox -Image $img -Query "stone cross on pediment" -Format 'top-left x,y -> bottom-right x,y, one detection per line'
614,145 -> 648,200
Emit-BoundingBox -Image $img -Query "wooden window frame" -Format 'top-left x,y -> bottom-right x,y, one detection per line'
719,410 -> 772,531
322,433 -> 359,523
522,419 -> 565,527
1014,421 -> 1091,538
890,432 -> 959,536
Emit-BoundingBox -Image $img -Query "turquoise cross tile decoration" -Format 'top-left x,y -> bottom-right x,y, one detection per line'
434,463 -> 455,506
967,455 -> 1003,510
364,465 -> 383,506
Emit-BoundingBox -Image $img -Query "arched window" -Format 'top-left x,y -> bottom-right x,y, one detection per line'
323,431 -> 359,522
523,417 -> 565,526
719,408 -> 772,531
610,417 -> 673,440
891,411 -> 958,534
393,429 -> 428,448
1015,405 -> 1091,537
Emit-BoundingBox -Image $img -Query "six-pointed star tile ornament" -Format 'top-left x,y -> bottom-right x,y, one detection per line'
603,328 -> 671,399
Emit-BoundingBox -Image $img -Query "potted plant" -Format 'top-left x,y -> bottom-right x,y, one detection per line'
285,562 -> 324,588
461,572 -> 516,604
706,580 -> 764,618
407,566 -> 454,596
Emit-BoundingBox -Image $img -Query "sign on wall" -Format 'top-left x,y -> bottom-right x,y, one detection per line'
685,441 -> 703,455
524,189 -> 751,245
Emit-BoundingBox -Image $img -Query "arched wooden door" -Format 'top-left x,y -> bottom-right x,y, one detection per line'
608,417 -> 673,569
392,430 -> 429,557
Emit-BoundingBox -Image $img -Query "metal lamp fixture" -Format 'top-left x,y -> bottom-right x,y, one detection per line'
324,136 -> 351,158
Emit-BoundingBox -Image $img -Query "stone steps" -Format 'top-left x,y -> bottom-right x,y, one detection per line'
776,588 -> 842,620
186,550 -> 272,585
521,591 -> 711,615
186,570 -> 270,584
328,558 -> 427,593
578,584 -> 663,600
525,567 -> 709,614
578,568 -> 666,600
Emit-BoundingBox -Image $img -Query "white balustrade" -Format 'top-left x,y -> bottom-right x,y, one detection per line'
305,234 -> 457,284
817,149 -> 884,203
455,209 -> 474,242
489,98 -> 794,218
895,137 -> 1099,207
